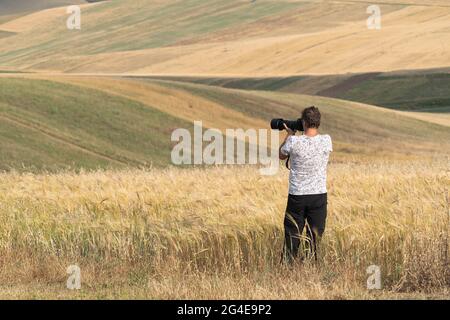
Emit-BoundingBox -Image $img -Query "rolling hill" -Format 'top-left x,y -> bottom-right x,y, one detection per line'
0,1 -> 86,15
145,68 -> 450,126
0,74 -> 448,171
0,76 -> 193,170
0,0 -> 87,24
0,0 -> 449,170
0,0 -> 449,75
1,0 -> 450,301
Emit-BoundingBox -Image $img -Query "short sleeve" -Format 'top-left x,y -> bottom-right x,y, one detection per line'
325,135 -> 333,152
281,136 -> 294,156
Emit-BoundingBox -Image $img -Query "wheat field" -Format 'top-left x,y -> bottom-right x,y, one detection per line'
0,159 -> 448,299
0,0 -> 449,301
1,0 -> 449,75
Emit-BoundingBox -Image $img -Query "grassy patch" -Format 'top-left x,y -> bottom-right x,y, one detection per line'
0,78 -> 193,171
149,79 -> 450,154
1,76 -> 449,171
155,71 -> 450,114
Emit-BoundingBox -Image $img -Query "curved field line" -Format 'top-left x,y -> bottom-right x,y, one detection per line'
0,112 -> 130,166
35,75 -> 268,132
306,0 -> 450,7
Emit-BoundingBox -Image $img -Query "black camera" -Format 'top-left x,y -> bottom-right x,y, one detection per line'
270,118 -> 304,132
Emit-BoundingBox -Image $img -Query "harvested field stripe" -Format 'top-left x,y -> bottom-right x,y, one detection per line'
0,113 -> 129,166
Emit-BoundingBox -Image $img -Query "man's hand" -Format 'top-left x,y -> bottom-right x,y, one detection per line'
279,124 -> 295,160
283,123 -> 295,136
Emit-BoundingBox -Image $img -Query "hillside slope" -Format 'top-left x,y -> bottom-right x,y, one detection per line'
146,69 -> 450,126
0,74 -> 448,171
0,0 -> 86,15
0,0 -> 449,75
0,76 -> 193,170
0,0 -> 87,24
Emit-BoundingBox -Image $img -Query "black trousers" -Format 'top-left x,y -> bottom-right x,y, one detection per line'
283,193 -> 327,262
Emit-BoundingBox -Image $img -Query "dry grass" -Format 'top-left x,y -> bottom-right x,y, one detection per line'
130,6 -> 450,76
36,75 -> 268,132
401,112 -> 450,128
0,160 -> 448,299
1,1 -> 449,75
17,74 -> 450,156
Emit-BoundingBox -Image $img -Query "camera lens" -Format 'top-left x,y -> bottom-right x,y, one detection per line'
270,118 -> 284,130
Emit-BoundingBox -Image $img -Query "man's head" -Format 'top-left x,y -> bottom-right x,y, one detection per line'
301,106 -> 321,129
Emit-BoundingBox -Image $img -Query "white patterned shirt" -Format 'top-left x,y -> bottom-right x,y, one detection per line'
280,134 -> 332,195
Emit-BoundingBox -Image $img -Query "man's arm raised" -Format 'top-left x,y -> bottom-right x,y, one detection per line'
279,123 -> 295,160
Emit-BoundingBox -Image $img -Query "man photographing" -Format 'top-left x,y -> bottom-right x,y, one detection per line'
277,106 -> 332,262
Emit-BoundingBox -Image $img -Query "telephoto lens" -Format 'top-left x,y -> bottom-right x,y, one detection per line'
270,118 -> 285,130
270,118 -> 304,131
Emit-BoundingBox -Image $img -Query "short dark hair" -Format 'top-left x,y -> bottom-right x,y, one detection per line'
302,106 -> 321,128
